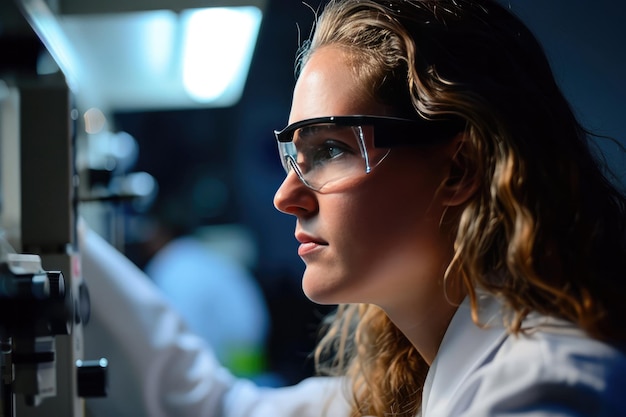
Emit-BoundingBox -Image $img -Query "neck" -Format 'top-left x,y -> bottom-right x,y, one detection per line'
388,298 -> 461,365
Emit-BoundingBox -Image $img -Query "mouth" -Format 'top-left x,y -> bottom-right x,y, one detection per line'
297,241 -> 326,257
295,232 -> 328,257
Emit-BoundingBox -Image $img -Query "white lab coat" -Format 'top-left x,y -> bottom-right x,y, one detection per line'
80,226 -> 626,417
423,298 -> 626,416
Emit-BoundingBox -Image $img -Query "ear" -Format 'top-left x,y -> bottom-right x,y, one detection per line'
439,133 -> 480,207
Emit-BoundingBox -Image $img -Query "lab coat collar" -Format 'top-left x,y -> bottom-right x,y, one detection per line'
421,295 -> 508,416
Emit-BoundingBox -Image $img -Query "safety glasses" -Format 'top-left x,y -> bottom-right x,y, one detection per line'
274,115 -> 461,192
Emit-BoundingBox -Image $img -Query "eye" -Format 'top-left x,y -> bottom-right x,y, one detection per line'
309,140 -> 352,166
296,139 -> 355,173
293,124 -> 361,172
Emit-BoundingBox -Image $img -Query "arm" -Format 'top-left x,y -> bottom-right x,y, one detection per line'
80,225 -> 350,417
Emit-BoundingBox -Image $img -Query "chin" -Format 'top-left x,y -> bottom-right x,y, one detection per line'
301,269 -> 363,305
302,283 -> 336,305
301,269 -> 342,305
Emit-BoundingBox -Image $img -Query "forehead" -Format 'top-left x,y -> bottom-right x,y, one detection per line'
288,47 -> 386,124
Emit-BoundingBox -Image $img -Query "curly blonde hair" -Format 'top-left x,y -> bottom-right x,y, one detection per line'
297,0 -> 626,415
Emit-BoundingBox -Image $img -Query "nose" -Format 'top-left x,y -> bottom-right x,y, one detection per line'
273,170 -> 317,216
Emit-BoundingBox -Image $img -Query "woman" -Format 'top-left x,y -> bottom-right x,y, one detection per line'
84,0 -> 626,416
273,0 -> 626,415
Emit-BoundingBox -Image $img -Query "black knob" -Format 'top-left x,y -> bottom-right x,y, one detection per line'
76,358 -> 108,398
46,271 -> 65,299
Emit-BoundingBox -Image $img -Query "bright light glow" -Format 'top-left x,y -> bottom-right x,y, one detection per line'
21,2 -> 263,111
181,7 -> 262,104
137,12 -> 177,77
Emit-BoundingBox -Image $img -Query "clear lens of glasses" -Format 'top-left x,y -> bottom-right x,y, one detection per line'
277,122 -> 391,192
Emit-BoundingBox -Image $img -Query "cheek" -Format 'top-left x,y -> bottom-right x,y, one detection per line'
362,160 -> 451,259
356,157 -> 448,251
356,183 -> 443,260
337,172 -> 447,283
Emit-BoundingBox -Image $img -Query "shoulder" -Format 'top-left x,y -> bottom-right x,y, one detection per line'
496,316 -> 626,379
465,317 -> 626,416
425,297 -> 626,416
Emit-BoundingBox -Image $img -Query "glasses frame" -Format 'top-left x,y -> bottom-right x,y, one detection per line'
274,115 -> 463,147
274,114 -> 463,191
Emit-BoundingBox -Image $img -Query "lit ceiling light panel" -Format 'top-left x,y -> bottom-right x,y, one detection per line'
17,0 -> 264,111
182,7 -> 262,104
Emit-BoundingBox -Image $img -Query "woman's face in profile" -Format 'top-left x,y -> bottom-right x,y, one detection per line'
273,46 -> 458,318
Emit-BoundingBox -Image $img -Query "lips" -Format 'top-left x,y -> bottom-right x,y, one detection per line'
297,242 -> 322,256
295,231 -> 328,257
295,230 -> 326,244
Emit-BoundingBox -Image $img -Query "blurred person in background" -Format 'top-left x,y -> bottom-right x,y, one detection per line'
137,182 -> 272,382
